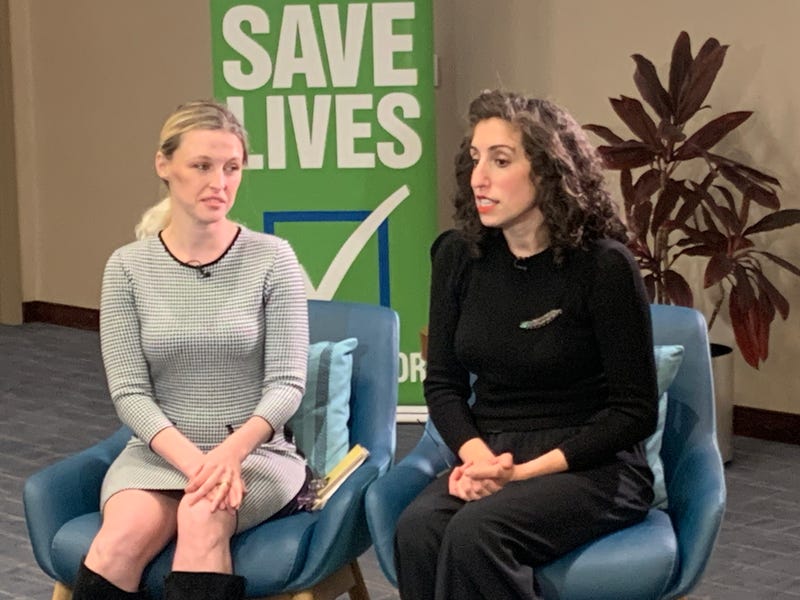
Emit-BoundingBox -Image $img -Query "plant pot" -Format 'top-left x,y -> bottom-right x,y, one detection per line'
710,343 -> 734,463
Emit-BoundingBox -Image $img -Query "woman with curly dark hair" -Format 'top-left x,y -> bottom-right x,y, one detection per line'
394,90 -> 658,600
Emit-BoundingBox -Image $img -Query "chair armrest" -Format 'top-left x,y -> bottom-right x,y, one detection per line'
23,427 -> 129,579
663,440 -> 726,598
290,457 -> 380,589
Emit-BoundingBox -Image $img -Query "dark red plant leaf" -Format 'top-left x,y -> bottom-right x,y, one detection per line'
658,120 -> 686,145
663,269 -> 694,306
621,169 -> 635,213
583,124 -> 625,144
651,180 -> 680,234
755,292 -> 774,361
643,273 -> 656,303
701,187 -> 740,233
632,200 -> 653,239
669,31 -> 693,110
753,270 -> 789,320
610,96 -> 662,149
704,253 -> 734,287
673,111 -> 752,160
597,142 -> 656,169
708,153 -> 781,186
676,40 -> 728,124
744,209 -> 800,236
719,165 -> 751,193
713,184 -> 737,215
745,184 -> 780,210
758,252 -> 800,277
632,54 -> 673,120
733,264 -> 755,308
674,184 -> 702,224
700,205 -> 721,235
730,237 -> 754,252
677,246 -> 717,257
680,226 -> 727,250
729,286 -> 760,368
634,169 -> 663,204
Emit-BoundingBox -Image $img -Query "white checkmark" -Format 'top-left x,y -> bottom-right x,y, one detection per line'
299,184 -> 410,300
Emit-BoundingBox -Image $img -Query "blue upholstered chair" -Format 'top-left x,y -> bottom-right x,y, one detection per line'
24,300 -> 398,600
365,304 -> 726,599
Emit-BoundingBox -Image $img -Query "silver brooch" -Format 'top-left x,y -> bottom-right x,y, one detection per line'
519,309 -> 563,330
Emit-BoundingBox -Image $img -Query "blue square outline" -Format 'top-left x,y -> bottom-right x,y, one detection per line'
263,210 -> 391,307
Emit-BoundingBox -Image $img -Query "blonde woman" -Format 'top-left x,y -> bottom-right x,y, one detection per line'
74,101 -> 309,600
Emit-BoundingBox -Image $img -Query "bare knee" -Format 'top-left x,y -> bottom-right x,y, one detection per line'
88,491 -> 177,572
175,497 -> 236,555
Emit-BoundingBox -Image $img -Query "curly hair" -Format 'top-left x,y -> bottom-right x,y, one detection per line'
453,90 -> 628,260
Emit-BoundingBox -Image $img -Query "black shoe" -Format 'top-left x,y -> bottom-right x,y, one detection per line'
164,571 -> 246,600
72,561 -> 146,599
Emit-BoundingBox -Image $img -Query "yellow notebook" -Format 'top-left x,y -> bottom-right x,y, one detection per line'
313,444 -> 370,510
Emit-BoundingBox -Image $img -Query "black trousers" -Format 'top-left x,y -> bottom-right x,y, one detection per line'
393,429 -> 653,600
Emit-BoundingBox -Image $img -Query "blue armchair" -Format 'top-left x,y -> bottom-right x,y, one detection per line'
365,304 -> 726,599
24,300 -> 398,600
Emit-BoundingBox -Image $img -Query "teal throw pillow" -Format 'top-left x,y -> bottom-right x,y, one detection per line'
648,344 -> 685,509
288,338 -> 358,477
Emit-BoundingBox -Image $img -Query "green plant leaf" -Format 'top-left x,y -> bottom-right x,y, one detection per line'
669,31 -> 693,112
676,39 -> 728,124
583,124 -> 625,144
632,54 -> 673,120
610,96 -> 662,149
597,142 -> 656,169
673,111 -> 752,160
743,209 -> 800,235
664,269 -> 694,306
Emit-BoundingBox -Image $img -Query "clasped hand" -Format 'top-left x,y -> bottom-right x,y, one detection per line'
448,452 -> 515,501
183,445 -> 246,514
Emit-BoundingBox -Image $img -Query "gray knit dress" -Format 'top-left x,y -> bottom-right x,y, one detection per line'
98,227 -> 309,532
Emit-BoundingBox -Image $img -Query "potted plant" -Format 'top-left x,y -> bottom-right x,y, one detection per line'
583,31 -> 800,370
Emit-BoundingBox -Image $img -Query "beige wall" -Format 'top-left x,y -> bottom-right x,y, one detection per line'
7,0 -> 800,413
0,0 -> 22,323
10,0 -> 212,309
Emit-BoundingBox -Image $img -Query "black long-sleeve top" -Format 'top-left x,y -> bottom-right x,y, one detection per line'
423,230 -> 658,470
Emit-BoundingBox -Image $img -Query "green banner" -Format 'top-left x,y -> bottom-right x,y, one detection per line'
210,0 -> 437,407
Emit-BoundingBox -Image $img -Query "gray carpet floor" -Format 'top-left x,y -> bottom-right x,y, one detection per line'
2,322 -> 799,599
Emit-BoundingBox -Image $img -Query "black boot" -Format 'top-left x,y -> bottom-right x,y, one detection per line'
72,560 -> 146,599
164,571 -> 246,600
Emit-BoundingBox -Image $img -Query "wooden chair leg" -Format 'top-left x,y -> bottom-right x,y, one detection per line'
52,581 -> 73,600
259,561 -> 370,600
346,561 -> 369,600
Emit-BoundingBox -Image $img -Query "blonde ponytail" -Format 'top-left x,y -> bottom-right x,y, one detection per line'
134,197 -> 172,240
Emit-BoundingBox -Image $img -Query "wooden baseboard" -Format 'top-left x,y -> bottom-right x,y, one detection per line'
734,406 -> 800,446
22,301 -> 99,331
